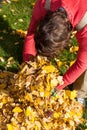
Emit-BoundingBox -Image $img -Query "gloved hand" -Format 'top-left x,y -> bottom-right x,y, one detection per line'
56,83 -> 66,90
51,81 -> 67,97
23,54 -> 34,62
56,76 -> 67,90
51,88 -> 57,97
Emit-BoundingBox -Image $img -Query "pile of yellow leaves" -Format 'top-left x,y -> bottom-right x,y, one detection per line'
0,56 -> 84,130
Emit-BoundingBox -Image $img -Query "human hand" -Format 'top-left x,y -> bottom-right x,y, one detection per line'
56,76 -> 67,90
23,54 -> 34,62
51,83 -> 66,97
51,76 -> 65,97
51,88 -> 57,97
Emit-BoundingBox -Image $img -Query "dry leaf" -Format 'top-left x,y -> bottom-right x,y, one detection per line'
0,55 -> 84,130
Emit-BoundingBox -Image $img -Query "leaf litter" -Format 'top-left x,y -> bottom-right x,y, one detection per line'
0,55 -> 84,130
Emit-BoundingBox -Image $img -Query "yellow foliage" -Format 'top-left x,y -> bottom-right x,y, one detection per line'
25,106 -> 32,117
53,112 -> 60,118
31,2 -> 35,6
0,55 -> 84,130
57,61 -> 63,67
42,65 -> 58,73
16,29 -> 27,38
70,60 -> 75,66
24,93 -> 33,102
64,90 -> 77,99
7,124 -> 14,130
70,46 -> 79,52
12,106 -> 23,113
44,91 -> 50,97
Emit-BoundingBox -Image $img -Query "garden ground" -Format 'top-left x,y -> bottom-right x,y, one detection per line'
0,0 -> 87,129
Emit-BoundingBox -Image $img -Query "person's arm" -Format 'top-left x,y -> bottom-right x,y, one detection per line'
23,0 -> 46,62
56,26 -> 87,90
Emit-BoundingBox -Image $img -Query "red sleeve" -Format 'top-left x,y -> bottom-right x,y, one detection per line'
57,25 -> 87,90
23,0 -> 46,58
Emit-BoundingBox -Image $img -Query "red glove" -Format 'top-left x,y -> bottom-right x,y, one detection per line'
23,54 -> 34,62
51,83 -> 67,97
56,82 -> 67,91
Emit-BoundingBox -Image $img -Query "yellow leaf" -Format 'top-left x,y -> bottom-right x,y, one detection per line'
7,57 -> 14,62
44,91 -> 50,97
70,46 -> 79,52
24,93 -> 33,102
2,97 -> 8,104
31,117 -> 35,123
40,91 -> 44,97
3,15 -> 7,18
71,31 -> 77,38
70,90 -> 77,99
46,74 -> 51,90
51,78 -> 58,87
64,90 -> 71,99
42,65 -> 57,73
12,106 -> 22,113
53,112 -> 59,118
69,120 -> 74,126
64,90 -> 77,99
16,30 -> 27,38
57,61 -> 63,67
25,106 -> 32,116
70,111 -> 74,117
31,2 -> 35,6
35,125 -> 38,130
7,124 -> 14,130
35,98 -> 41,104
57,76 -> 64,85
70,60 -> 75,66
0,9 -> 2,12
35,121 -> 41,128
0,57 -> 4,62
